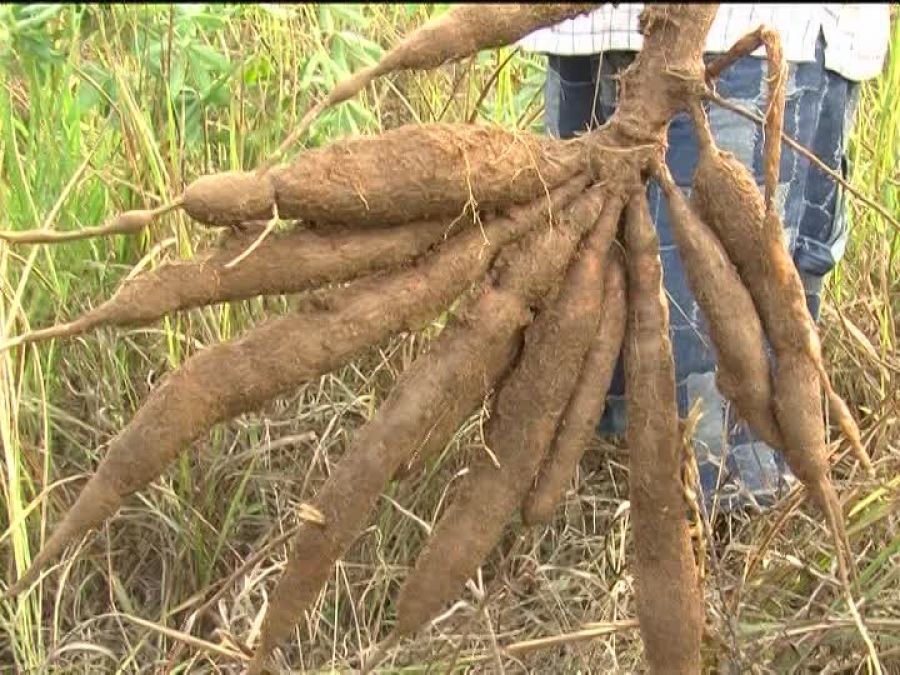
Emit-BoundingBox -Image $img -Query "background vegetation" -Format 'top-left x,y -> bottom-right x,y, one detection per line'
0,4 -> 897,672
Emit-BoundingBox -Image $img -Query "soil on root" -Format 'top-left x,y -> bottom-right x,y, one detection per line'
393,378 -> 488,480
394,188 -> 624,638
690,112 -> 814,353
247,285 -> 529,672
184,124 -> 587,228
4,176 -> 588,600
623,192 -> 703,675
690,122 -> 857,581
3,217 -> 461,350
522,247 -> 627,526
248,181 -> 616,671
654,161 -> 783,451
370,4 -> 602,76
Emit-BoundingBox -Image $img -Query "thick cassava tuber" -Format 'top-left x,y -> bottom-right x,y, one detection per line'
654,160 -> 783,451
249,182 -> 614,674
522,247 -> 627,526
2,4 -> 874,674
182,124 -> 588,228
0,217 -> 458,351
393,190 -> 624,642
623,191 -> 703,675
690,106 -> 864,582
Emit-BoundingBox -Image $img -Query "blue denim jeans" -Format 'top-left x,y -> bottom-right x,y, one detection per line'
544,33 -> 860,512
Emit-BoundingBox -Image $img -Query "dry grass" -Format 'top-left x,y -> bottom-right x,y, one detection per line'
0,4 -> 898,673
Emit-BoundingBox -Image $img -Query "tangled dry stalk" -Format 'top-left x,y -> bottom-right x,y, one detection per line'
0,4 -> 883,672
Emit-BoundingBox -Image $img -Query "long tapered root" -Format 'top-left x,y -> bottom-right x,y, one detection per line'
0,214 -> 470,353
772,354 -> 856,585
623,191 -> 703,675
653,159 -> 784,451
391,189 -> 624,644
247,184 -> 620,671
820,364 -> 875,475
521,247 -> 627,526
5,178 -> 587,602
182,123 -> 588,229
690,105 -> 859,594
245,278 -> 528,674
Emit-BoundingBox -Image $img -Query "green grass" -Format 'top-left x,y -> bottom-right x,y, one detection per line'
0,4 -> 898,673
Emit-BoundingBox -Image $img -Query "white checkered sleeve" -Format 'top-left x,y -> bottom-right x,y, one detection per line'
517,3 -> 891,82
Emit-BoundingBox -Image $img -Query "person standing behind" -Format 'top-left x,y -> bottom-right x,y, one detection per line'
518,4 -> 891,512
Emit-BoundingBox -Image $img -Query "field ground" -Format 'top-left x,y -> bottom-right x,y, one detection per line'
1,4 -> 898,673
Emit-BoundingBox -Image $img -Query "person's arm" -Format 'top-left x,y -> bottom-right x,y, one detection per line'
820,3 -> 892,82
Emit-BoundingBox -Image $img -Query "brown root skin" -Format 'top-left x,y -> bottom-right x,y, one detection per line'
623,191 -> 703,675
392,383 -> 485,480
691,114 -> 872,475
772,352 -> 855,584
392,189 -> 624,642
690,121 -> 860,584
653,160 -> 783,451
184,123 -> 587,229
4,177 -> 587,602
522,246 -> 627,526
370,4 -> 602,76
247,183 -> 619,672
0,215 -> 465,353
182,171 -> 275,228
246,284 -> 528,675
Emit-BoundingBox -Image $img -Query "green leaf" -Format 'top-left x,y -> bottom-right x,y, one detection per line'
175,4 -> 207,19
169,59 -> 187,99
189,56 -> 213,97
347,99 -> 377,130
298,51 -> 324,91
336,30 -> 383,65
242,54 -> 272,87
189,43 -> 230,74
12,3 -> 63,31
318,4 -> 334,33
200,67 -> 239,108
328,38 -> 350,81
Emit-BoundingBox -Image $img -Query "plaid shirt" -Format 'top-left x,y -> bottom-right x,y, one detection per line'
518,4 -> 891,81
